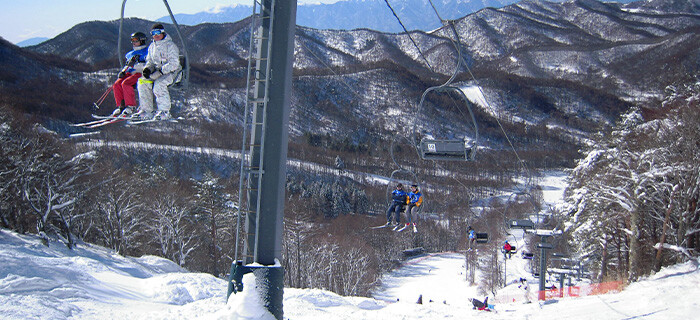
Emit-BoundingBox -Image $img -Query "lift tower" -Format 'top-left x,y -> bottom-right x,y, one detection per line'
228,1 -> 297,319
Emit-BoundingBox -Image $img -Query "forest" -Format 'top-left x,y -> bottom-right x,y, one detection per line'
561,80 -> 700,282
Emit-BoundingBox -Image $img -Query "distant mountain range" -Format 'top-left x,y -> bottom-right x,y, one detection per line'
16,37 -> 49,47
158,0 -> 640,33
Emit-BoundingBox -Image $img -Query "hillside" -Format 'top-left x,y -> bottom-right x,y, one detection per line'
1,228 -> 698,319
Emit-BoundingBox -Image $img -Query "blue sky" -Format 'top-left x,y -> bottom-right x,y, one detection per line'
1,0 -> 338,44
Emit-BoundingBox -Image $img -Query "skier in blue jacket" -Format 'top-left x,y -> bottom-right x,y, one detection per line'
403,184 -> 423,228
110,31 -> 148,117
385,183 -> 408,225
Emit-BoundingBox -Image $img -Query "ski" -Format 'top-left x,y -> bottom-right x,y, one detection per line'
70,117 -> 116,127
92,114 -> 119,120
395,224 -> 410,232
126,118 -> 178,125
413,224 -> 418,233
68,131 -> 101,138
87,117 -> 127,128
392,224 -> 402,231
370,222 -> 393,229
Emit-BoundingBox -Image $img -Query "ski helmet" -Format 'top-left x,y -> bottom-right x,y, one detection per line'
130,32 -> 147,46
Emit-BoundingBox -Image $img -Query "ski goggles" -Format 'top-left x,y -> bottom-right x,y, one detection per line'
150,29 -> 165,36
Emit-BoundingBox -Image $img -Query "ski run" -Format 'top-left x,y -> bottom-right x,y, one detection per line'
1,228 -> 699,320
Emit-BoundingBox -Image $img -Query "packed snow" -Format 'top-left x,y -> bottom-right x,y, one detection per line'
1,171 -> 699,319
1,229 -> 698,320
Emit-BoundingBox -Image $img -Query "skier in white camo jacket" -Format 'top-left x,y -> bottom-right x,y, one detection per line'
136,23 -> 181,121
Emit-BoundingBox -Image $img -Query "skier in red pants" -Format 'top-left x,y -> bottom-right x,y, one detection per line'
111,32 -> 149,117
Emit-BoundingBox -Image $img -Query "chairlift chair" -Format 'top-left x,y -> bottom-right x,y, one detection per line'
475,232 -> 488,244
420,138 -> 474,161
509,219 -> 535,230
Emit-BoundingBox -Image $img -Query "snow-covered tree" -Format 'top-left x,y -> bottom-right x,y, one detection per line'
148,194 -> 199,266
191,172 -> 235,276
90,177 -> 145,255
563,79 -> 700,281
4,117 -> 96,249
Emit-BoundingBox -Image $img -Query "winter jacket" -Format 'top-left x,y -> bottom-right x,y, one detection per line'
391,189 -> 408,204
408,190 -> 423,206
145,34 -> 181,77
125,45 -> 148,74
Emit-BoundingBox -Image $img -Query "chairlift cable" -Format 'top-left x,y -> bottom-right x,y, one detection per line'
297,40 -> 366,103
383,0 -> 433,71
299,36 -> 425,197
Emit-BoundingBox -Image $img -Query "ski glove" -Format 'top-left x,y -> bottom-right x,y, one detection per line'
127,55 -> 139,67
142,67 -> 154,78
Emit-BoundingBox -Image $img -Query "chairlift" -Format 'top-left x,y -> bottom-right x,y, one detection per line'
475,232 -> 488,244
386,136 -> 424,214
411,24 -> 479,162
509,219 -> 535,230
420,138 -> 474,161
117,0 -> 190,89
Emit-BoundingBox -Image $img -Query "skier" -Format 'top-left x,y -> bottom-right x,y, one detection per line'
403,184 -> 423,229
518,278 -> 531,303
384,183 -> 408,227
503,240 -> 513,259
136,23 -> 182,121
467,226 -> 476,247
109,31 -> 148,117
469,296 -> 490,311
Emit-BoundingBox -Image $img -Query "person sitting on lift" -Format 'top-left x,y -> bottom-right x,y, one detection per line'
385,183 -> 408,226
404,184 -> 423,228
503,241 -> 513,259
467,226 -> 476,247
136,23 -> 182,121
110,31 -> 148,117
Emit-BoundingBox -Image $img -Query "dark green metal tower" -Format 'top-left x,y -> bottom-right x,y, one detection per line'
228,1 -> 297,319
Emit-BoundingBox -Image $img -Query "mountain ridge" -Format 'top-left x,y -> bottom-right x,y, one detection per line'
5,0 -> 699,157
158,0 -> 644,33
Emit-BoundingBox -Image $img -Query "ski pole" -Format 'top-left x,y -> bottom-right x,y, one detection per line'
93,86 -> 114,109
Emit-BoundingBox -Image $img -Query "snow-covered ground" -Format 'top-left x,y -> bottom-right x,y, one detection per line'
2,227 -> 699,320
2,170 -> 699,319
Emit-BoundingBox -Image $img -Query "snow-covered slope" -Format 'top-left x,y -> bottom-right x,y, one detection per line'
1,227 -> 698,320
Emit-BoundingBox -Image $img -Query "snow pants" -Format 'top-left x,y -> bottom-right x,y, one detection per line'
386,202 -> 404,223
137,71 -> 176,113
406,204 -> 418,223
113,73 -> 141,107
